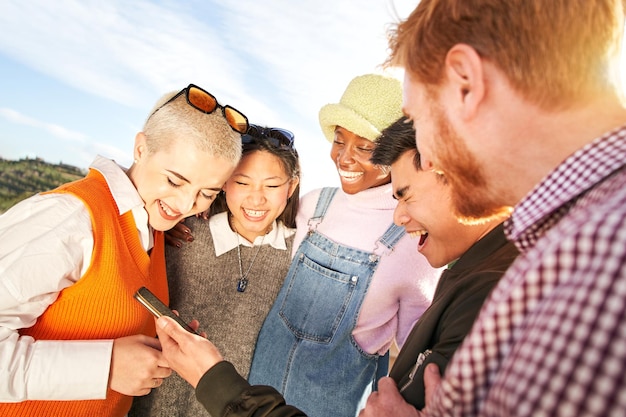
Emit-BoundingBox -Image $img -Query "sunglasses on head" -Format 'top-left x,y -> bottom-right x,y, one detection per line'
242,124 -> 295,149
148,84 -> 249,134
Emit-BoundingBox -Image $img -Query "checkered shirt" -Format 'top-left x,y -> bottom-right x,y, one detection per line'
429,125 -> 626,417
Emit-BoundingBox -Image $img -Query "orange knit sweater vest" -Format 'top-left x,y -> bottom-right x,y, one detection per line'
0,169 -> 168,417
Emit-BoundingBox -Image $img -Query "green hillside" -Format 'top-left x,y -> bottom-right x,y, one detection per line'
0,157 -> 86,213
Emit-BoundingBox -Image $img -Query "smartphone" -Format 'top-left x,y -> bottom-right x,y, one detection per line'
134,286 -> 200,335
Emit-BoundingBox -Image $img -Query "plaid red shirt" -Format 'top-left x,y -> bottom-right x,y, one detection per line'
430,125 -> 626,417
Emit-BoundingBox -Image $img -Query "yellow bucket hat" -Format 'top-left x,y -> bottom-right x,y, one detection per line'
318,73 -> 403,143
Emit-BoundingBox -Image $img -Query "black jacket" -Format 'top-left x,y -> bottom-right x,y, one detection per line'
195,361 -> 305,417
390,223 -> 519,409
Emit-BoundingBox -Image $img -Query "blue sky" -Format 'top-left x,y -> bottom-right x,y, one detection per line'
2,1 -> 625,194
0,0 -> 418,194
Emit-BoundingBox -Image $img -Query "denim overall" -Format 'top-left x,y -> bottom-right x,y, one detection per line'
249,187 -> 405,417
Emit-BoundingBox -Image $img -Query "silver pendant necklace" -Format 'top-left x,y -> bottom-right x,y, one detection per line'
235,231 -> 266,292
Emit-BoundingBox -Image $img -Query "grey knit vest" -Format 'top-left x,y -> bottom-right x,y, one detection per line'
129,215 -> 294,417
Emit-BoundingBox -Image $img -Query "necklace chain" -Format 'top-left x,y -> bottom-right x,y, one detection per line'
234,229 -> 266,292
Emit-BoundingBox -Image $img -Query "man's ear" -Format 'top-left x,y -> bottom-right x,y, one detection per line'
134,132 -> 148,162
445,44 -> 485,120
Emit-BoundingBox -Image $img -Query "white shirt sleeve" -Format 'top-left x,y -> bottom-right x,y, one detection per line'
0,192 -> 113,401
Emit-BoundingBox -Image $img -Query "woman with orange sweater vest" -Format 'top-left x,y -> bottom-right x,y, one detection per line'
0,84 -> 245,417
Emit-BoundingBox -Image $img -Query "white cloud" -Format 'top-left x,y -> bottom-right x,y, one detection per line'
0,0 -> 249,107
0,108 -> 87,142
0,0 -> 417,192
218,0 -> 412,122
0,0 -> 411,110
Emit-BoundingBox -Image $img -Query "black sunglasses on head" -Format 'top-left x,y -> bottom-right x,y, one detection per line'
242,124 -> 295,149
148,84 -> 249,134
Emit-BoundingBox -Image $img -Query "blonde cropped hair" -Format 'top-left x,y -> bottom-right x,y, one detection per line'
387,0 -> 625,109
142,90 -> 242,166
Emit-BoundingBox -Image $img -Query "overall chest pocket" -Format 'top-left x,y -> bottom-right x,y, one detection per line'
279,253 -> 359,343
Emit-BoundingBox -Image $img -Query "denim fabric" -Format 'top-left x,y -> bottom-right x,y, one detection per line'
249,188 -> 404,417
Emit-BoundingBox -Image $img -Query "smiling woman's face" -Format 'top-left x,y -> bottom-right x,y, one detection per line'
329,126 -> 390,194
224,149 -> 297,243
129,132 -> 236,232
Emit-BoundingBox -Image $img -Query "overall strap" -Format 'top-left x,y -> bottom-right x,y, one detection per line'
307,187 -> 338,231
373,350 -> 390,391
373,223 -> 406,257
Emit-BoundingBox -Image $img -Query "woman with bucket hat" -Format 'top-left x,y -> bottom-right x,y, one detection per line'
247,73 -> 440,417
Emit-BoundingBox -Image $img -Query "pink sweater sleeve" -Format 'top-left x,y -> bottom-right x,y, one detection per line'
353,233 -> 441,354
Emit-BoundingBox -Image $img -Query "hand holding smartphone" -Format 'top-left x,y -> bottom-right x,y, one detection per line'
134,287 -> 200,335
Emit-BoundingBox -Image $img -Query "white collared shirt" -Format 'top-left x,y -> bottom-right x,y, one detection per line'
209,211 -> 295,257
0,155 -> 150,401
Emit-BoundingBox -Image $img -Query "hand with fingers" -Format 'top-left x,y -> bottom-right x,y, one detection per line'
155,316 -> 222,388
109,334 -> 172,396
358,364 -> 442,417
164,218 -> 195,248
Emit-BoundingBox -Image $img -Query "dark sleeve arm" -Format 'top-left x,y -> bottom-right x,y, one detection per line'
401,280 -> 499,410
195,361 -> 307,417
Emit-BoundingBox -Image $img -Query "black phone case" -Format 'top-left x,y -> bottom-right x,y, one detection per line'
134,287 -> 199,335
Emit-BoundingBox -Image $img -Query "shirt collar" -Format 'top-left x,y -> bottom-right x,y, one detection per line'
505,124 -> 626,250
210,211 -> 294,257
89,155 -> 153,251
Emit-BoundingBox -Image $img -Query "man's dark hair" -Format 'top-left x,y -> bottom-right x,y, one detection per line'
371,116 -> 421,169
